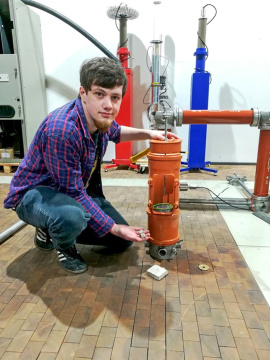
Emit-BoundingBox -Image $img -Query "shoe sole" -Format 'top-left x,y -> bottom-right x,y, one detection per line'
58,262 -> 88,274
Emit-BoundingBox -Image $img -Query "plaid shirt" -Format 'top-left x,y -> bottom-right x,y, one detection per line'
4,98 -> 121,236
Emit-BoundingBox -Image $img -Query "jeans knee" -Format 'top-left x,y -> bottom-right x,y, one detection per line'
50,207 -> 90,240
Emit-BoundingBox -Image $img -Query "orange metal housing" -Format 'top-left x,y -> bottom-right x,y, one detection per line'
147,139 -> 182,248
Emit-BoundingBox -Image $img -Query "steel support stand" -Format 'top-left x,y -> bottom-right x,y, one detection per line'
181,17 -> 217,174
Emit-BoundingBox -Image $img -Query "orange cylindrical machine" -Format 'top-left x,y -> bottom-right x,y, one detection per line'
146,138 -> 182,260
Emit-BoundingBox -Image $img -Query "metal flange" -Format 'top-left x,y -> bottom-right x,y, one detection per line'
145,241 -> 182,261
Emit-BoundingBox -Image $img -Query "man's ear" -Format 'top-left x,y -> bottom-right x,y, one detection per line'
79,86 -> 86,98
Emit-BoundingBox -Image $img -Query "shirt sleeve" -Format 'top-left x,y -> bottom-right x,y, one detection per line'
42,134 -> 114,236
108,120 -> 121,143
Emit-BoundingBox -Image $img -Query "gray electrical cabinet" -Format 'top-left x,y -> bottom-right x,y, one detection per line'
0,0 -> 46,158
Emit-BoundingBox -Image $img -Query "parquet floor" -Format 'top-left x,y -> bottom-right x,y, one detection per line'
0,164 -> 269,359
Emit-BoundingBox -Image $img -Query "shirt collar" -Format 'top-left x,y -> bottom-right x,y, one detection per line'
75,97 -> 90,139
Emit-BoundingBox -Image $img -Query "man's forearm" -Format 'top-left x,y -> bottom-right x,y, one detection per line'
120,126 -> 152,142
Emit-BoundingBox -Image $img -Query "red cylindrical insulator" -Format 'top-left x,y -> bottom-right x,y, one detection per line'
147,139 -> 182,247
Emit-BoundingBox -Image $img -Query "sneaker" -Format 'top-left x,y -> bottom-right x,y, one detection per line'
34,228 -> 54,251
56,245 -> 88,274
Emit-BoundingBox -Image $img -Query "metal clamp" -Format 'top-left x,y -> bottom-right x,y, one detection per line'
251,107 -> 260,127
174,108 -> 183,127
258,111 -> 270,130
154,108 -> 183,127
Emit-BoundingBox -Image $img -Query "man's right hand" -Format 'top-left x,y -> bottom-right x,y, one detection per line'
109,223 -> 150,242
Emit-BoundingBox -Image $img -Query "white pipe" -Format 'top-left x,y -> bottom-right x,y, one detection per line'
0,221 -> 26,244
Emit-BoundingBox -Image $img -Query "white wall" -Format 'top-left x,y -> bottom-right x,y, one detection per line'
30,0 -> 270,163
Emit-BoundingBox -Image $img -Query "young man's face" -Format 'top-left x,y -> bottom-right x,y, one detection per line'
80,84 -> 123,133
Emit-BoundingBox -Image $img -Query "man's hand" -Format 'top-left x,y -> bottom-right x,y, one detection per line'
149,130 -> 180,141
109,223 -> 150,242
120,126 -> 180,142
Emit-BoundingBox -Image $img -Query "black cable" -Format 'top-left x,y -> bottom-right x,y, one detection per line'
147,105 -> 152,122
115,3 -> 130,49
159,87 -> 167,98
195,4 -> 217,76
194,68 -> 212,84
203,4 -> 217,25
143,86 -> 152,105
119,55 -> 131,65
21,0 -> 119,62
114,3 -> 123,32
196,186 -> 250,211
197,32 -> 209,59
119,39 -> 128,48
146,46 -> 154,72
160,100 -> 171,110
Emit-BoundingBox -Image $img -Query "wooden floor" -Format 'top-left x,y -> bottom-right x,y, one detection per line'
0,164 -> 269,359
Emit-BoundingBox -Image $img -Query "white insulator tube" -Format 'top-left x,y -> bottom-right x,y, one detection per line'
0,221 -> 26,244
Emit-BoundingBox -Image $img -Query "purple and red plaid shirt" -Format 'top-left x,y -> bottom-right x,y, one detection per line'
4,97 -> 121,236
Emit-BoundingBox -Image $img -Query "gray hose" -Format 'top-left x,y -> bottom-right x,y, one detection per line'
21,0 -> 119,62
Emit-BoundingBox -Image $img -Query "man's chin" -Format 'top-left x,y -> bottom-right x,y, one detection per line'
94,119 -> 113,133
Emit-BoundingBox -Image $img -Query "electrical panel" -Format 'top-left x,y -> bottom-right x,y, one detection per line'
0,0 -> 46,158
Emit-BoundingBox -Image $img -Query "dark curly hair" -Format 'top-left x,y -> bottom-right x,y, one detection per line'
80,57 -> 127,96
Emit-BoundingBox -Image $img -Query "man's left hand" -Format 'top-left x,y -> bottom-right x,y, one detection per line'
149,130 -> 180,141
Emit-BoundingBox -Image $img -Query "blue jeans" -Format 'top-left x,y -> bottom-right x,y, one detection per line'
16,186 -> 132,252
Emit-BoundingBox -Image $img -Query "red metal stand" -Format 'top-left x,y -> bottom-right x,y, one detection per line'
254,130 -> 270,196
104,48 -> 138,172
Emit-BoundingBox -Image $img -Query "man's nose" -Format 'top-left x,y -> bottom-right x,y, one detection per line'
103,96 -> 113,109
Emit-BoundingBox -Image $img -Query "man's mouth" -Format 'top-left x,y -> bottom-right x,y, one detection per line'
100,112 -> 112,118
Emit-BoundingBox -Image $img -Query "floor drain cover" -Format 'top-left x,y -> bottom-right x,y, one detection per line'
199,264 -> 209,271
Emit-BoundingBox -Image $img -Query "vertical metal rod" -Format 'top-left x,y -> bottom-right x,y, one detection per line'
165,118 -> 168,141
151,40 -> 162,110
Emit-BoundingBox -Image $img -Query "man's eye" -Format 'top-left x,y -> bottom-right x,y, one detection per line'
112,96 -> 120,101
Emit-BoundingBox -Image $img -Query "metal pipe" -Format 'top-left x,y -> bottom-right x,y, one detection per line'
254,130 -> 270,196
182,110 -> 254,125
179,198 -> 249,206
0,221 -> 26,245
235,179 -> 254,197
227,174 -> 254,197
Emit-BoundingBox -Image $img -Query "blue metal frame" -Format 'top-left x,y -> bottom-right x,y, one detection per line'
181,47 -> 217,174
